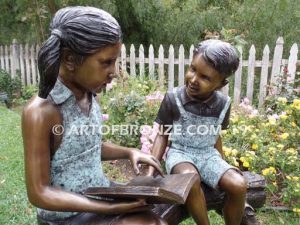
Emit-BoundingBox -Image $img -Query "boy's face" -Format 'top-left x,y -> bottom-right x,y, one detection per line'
185,54 -> 225,100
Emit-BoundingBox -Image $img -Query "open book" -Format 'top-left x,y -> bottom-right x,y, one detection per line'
84,173 -> 198,204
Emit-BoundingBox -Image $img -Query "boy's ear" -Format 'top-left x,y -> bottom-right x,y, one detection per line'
218,79 -> 229,89
62,48 -> 76,71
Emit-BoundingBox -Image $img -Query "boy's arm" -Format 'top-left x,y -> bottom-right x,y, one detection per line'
214,135 -> 224,159
146,126 -> 169,176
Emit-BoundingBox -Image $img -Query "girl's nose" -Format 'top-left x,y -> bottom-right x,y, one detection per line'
190,75 -> 198,84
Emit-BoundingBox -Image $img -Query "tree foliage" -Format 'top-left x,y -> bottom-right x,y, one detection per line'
0,0 -> 298,56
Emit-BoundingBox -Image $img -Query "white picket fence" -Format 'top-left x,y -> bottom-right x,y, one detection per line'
0,37 -> 299,107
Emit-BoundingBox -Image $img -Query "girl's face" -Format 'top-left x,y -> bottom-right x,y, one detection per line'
72,42 -> 121,93
185,54 -> 224,100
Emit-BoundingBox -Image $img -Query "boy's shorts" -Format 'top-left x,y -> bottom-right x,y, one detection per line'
165,147 -> 237,189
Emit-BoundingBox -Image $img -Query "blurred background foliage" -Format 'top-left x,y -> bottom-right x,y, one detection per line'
0,0 -> 299,57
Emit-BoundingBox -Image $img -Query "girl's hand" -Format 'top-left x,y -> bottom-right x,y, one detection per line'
128,148 -> 164,177
106,199 -> 150,214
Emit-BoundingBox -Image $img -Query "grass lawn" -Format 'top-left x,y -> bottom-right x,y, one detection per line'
0,105 -> 299,224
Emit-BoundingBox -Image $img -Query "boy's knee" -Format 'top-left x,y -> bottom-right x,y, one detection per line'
220,170 -> 247,195
229,174 -> 247,195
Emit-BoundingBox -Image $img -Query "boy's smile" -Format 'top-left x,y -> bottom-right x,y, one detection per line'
185,54 -> 225,100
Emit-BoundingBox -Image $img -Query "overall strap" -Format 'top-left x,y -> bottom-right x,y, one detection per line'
216,95 -> 231,125
173,87 -> 186,115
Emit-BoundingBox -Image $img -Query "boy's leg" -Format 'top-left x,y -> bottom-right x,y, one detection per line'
218,169 -> 247,225
172,162 -> 210,225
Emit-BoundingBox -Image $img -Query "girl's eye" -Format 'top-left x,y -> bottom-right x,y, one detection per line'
103,60 -> 113,65
189,66 -> 195,72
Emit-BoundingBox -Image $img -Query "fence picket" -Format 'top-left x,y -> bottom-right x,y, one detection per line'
168,45 -> 175,91
287,43 -> 298,83
178,45 -> 185,86
25,44 -> 31,85
189,45 -> 194,64
246,45 -> 256,104
36,44 -> 40,83
19,44 -> 25,85
130,44 -> 136,77
5,45 -> 9,73
270,37 -> 284,85
149,44 -> 155,79
11,39 -> 20,78
233,46 -> 243,107
121,44 -> 126,74
30,45 -> 37,85
0,46 -> 4,70
139,44 -> 145,78
258,45 -> 270,107
158,45 -> 164,86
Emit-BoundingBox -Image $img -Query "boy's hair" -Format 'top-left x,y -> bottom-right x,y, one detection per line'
193,39 -> 239,78
38,6 -> 122,98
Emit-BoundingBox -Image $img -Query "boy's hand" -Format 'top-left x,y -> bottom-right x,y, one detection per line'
128,148 -> 164,177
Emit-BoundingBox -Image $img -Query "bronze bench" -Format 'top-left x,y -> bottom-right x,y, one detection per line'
152,171 -> 266,225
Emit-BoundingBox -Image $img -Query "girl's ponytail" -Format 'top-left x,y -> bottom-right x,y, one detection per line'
38,33 -> 61,98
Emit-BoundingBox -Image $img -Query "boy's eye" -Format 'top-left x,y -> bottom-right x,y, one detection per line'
201,75 -> 211,81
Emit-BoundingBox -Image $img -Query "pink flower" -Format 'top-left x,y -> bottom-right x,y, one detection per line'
140,125 -> 152,137
101,114 -> 109,121
140,136 -> 148,144
106,83 -> 113,91
149,132 -> 157,142
146,91 -> 164,102
268,114 -> 279,120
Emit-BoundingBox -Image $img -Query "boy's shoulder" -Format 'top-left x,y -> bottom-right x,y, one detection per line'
211,91 -> 231,110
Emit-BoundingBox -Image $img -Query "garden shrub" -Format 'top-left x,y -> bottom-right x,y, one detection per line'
99,76 -> 165,148
222,73 -> 300,211
0,69 -> 22,105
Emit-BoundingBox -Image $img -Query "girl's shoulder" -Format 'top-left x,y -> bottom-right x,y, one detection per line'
22,95 -> 62,126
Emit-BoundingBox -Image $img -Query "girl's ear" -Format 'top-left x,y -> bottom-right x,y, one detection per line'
62,48 -> 76,71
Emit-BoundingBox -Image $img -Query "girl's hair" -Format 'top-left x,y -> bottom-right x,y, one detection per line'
193,39 -> 239,78
38,6 -> 122,98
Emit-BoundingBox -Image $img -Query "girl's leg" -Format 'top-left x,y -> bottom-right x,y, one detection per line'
113,211 -> 168,225
172,162 -> 210,225
218,169 -> 247,225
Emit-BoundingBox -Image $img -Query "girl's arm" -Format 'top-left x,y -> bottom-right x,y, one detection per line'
101,142 -> 164,176
147,125 -> 169,176
214,135 -> 224,159
22,97 -> 147,214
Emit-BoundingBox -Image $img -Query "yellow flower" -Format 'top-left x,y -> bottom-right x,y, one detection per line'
262,168 -> 269,176
277,97 -> 287,104
292,176 -> 299,181
221,130 -> 227,135
286,175 -> 292,180
279,114 -> 288,120
240,157 -> 246,162
243,161 -> 250,168
231,116 -> 239,123
268,117 -> 276,125
277,144 -> 284,149
291,122 -> 297,127
279,133 -> 289,140
262,167 -> 276,176
231,149 -> 238,156
252,144 -> 258,150
292,99 -> 300,110
292,99 -> 300,106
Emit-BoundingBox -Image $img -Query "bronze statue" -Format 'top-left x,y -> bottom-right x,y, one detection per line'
22,6 -> 167,225
147,40 -> 248,225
